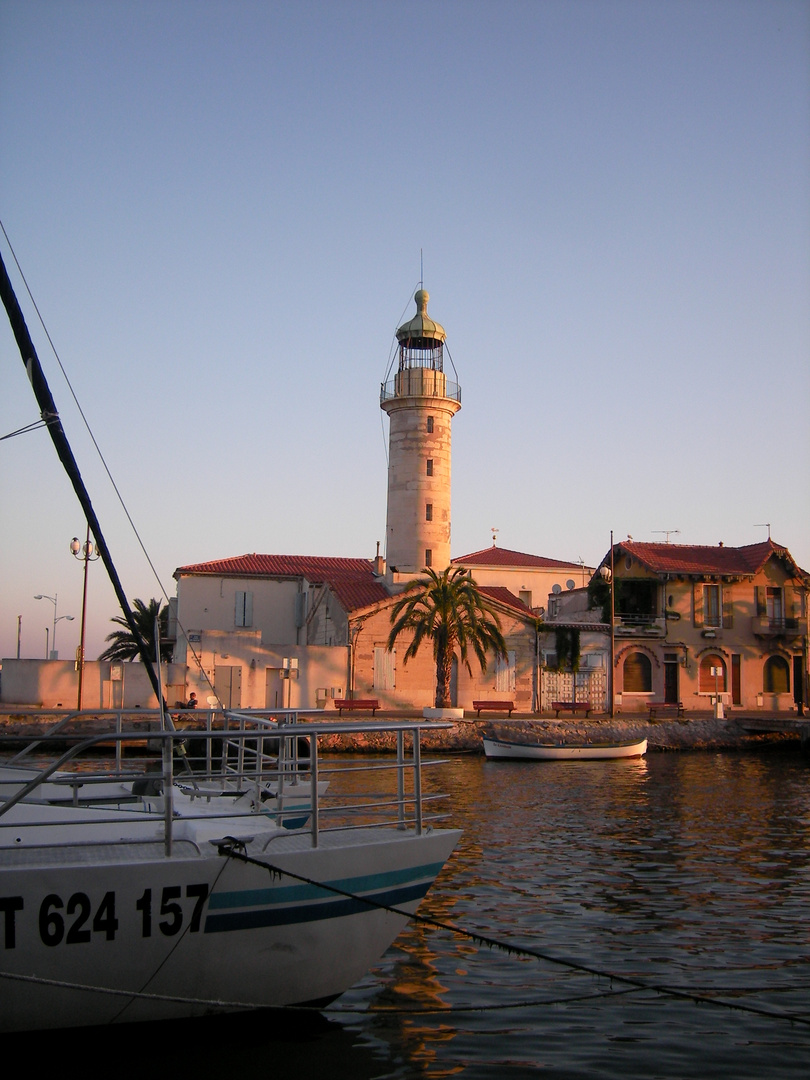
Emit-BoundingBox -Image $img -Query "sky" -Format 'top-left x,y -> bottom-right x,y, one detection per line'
1,0 -> 808,664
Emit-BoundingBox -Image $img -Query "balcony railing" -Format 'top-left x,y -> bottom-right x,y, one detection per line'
614,614 -> 666,636
752,616 -> 802,638
380,377 -> 461,404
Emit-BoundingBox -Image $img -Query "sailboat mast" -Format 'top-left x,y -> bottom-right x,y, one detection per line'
0,250 -> 164,705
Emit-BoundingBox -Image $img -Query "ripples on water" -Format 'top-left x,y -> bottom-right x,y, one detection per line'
331,750 -> 810,1079
10,749 -> 810,1079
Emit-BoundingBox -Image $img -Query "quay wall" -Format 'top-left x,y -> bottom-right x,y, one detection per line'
0,710 -> 805,753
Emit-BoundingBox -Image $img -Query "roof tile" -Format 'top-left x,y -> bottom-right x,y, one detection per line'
454,546 -> 584,570
174,553 -> 389,613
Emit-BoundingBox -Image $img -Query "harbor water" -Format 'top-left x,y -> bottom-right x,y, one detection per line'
12,747 -> 810,1078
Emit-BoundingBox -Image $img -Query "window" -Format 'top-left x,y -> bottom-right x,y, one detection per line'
763,655 -> 790,693
373,647 -> 396,690
425,503 -> 433,521
426,458 -> 434,476
704,585 -> 721,627
623,652 -> 652,693
616,581 -> 657,619
519,589 -> 532,608
699,654 -> 726,693
235,590 -> 253,627
696,583 -> 733,628
756,586 -> 785,628
495,650 -> 516,693
426,416 -> 434,433
767,588 -> 783,626
425,549 -> 432,567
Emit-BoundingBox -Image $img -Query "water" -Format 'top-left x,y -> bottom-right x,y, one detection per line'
10,748 -> 810,1077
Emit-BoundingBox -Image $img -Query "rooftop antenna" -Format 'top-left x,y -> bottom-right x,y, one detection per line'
754,523 -> 772,540
491,527 -> 499,547
653,529 -> 681,543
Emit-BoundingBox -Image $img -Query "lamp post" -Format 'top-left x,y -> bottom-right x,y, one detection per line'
34,593 -> 74,660
70,526 -> 100,709
599,529 -> 615,718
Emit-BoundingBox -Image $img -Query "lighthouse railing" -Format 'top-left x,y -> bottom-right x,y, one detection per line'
380,377 -> 461,404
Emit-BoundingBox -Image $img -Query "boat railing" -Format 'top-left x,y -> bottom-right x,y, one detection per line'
0,712 -> 452,854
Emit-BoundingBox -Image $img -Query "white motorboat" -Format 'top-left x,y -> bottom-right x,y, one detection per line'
0,714 -> 460,1031
482,733 -> 648,760
0,251 -> 460,1032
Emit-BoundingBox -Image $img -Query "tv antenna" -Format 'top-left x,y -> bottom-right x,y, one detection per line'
754,523 -> 771,539
653,529 -> 681,543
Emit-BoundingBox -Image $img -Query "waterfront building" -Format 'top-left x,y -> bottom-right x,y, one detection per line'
452,545 -> 593,614
594,539 -> 809,714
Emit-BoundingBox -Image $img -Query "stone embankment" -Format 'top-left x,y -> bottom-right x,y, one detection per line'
318,714 -> 806,754
0,710 -> 805,754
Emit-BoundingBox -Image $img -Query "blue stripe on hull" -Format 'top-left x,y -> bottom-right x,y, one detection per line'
208,861 -> 446,910
204,881 -> 430,933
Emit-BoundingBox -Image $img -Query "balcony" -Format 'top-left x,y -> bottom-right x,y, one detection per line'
614,614 -> 666,637
380,373 -> 461,404
752,616 -> 803,640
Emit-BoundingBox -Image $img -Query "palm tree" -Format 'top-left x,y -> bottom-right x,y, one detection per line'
387,566 -> 508,708
98,598 -> 172,663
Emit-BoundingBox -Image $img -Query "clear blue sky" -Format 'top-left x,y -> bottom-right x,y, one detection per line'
1,0 -> 808,662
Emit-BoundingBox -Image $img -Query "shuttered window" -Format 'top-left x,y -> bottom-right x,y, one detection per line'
495,650 -> 516,693
373,647 -> 396,690
763,656 -> 789,693
235,590 -> 253,627
699,654 -> 726,693
623,652 -> 652,693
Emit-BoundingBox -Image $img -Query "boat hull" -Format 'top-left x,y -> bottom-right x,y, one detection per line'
482,736 -> 647,760
0,826 -> 460,1031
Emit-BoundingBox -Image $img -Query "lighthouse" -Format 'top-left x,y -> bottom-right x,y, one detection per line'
380,289 -> 461,583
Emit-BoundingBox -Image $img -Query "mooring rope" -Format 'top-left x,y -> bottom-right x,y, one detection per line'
1,842 -> 806,1026
215,838 -> 810,1027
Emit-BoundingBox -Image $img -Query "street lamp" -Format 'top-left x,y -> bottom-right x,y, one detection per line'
70,526 -> 100,709
598,529 -> 615,718
34,593 -> 74,660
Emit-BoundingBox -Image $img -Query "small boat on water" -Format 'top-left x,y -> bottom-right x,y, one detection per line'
482,733 -> 648,761
0,249 -> 460,1031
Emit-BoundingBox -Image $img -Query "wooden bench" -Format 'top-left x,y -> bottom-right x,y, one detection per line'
552,701 -> 592,718
472,700 -> 515,717
333,698 -> 380,716
648,702 -> 684,720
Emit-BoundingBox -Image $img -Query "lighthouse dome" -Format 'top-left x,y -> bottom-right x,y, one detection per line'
396,289 -> 446,347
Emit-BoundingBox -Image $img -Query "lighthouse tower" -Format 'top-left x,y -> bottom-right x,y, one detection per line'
380,289 -> 461,583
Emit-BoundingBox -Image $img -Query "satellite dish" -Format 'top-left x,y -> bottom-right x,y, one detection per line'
552,584 -> 562,595
566,579 -> 575,590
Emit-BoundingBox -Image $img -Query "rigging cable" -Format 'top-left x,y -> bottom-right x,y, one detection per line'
213,839 -> 810,1028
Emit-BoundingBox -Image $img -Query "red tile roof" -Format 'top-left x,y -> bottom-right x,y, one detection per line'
479,586 -> 534,616
606,540 -> 805,579
174,553 -> 390,613
454,546 -> 584,570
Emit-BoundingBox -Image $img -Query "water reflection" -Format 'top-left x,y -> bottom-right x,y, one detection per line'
332,749 -> 810,1077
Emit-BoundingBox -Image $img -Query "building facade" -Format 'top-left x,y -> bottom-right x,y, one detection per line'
595,540 -> 809,714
